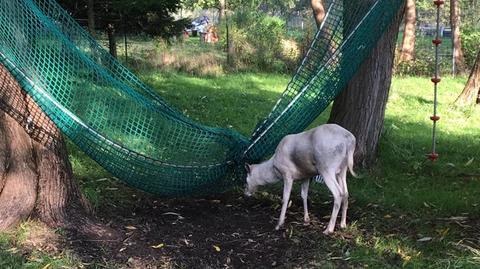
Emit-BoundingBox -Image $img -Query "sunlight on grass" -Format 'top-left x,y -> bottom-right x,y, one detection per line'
0,221 -> 84,269
3,70 -> 479,268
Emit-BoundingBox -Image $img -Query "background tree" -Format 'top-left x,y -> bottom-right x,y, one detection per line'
399,0 -> 416,62
58,0 -> 187,41
87,0 -> 95,35
107,23 -> 117,58
328,3 -> 405,167
310,0 -> 325,28
455,50 -> 480,105
450,0 -> 467,74
219,0 -> 226,22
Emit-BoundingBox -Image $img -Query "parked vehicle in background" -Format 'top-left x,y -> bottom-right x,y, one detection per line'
185,15 -> 210,37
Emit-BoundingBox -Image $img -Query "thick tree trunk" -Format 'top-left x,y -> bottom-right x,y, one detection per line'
87,0 -> 95,36
311,0 -> 325,28
455,50 -> 480,105
450,0 -> 467,74
0,64 -> 92,230
0,112 -> 38,229
400,0 -> 416,62
107,23 -> 117,58
328,5 -> 405,167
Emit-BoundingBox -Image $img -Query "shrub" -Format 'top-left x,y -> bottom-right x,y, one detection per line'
461,28 -> 480,69
223,11 -> 289,72
394,49 -> 451,76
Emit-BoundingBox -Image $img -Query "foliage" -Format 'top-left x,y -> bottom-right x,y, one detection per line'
394,49 -> 452,76
221,11 -> 290,72
181,0 -> 220,10
181,0 -> 299,17
57,0 -> 187,38
461,27 -> 480,69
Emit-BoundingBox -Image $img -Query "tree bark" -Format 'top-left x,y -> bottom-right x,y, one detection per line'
0,64 -> 92,230
455,50 -> 480,105
225,0 -> 234,67
311,0 -> 325,28
0,112 -> 38,229
328,4 -> 405,167
450,0 -> 467,75
399,0 -> 416,62
107,23 -> 117,58
87,0 -> 95,36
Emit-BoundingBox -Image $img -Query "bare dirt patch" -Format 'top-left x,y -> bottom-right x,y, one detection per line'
65,183 -> 352,268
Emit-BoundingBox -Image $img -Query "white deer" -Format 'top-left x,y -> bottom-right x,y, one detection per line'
245,124 -> 357,234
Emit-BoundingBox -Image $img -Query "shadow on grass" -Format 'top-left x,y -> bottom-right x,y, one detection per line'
60,115 -> 480,268
40,74 -> 480,268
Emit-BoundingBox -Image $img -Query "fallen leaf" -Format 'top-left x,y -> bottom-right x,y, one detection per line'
417,237 -> 432,242
125,225 -> 137,230
7,247 -> 18,253
397,247 -> 412,261
213,245 -> 221,252
105,187 -> 118,191
162,212 -> 185,219
151,243 -> 164,249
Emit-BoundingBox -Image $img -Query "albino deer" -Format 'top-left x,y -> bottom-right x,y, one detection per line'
245,124 -> 357,234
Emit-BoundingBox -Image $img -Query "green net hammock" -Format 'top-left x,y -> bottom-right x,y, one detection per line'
0,0 -> 404,196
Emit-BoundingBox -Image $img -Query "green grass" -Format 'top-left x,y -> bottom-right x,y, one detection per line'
139,71 -> 291,135
2,71 -> 480,268
334,76 -> 480,268
0,222 -> 83,269
142,73 -> 480,268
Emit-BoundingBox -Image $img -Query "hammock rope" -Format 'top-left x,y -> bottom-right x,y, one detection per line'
0,0 -> 405,196
428,0 -> 444,161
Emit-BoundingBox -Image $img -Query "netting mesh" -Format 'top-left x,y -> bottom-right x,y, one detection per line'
0,0 -> 404,196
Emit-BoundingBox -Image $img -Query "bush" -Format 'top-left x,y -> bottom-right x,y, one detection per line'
461,28 -> 480,69
223,11 -> 290,72
394,49 -> 451,76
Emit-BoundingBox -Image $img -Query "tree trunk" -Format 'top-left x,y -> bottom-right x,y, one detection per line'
455,50 -> 480,105
218,0 -> 226,23
399,0 -> 416,62
328,5 -> 405,167
450,0 -> 467,75
87,0 -> 95,36
107,23 -> 117,58
225,1 -> 234,67
311,0 -> 325,28
0,64 -> 94,231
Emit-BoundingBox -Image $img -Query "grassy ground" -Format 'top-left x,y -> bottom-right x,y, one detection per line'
1,31 -> 479,267
1,70 -> 480,268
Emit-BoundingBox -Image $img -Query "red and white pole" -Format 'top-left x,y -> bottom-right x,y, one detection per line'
428,0 -> 444,161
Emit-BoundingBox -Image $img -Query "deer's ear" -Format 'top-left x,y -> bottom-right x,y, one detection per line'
245,163 -> 251,174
